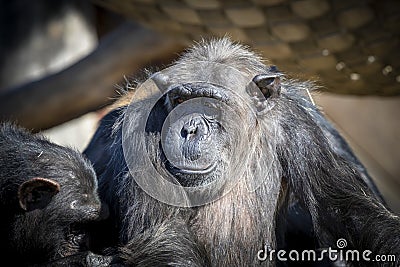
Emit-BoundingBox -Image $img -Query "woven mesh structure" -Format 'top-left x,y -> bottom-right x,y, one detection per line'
93,0 -> 400,96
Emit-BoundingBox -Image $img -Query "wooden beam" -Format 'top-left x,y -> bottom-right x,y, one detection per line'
0,22 -> 184,131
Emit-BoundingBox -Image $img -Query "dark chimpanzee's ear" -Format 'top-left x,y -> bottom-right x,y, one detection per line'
18,177 -> 60,211
252,74 -> 282,99
252,66 -> 283,99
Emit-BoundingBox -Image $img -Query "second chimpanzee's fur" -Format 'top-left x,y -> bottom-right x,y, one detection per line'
84,39 -> 400,266
0,122 -> 112,266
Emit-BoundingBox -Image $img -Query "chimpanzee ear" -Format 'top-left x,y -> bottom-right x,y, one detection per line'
18,177 -> 60,211
253,74 -> 281,99
252,72 -> 282,99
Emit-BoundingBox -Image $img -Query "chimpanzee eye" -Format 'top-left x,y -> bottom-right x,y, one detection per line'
176,97 -> 184,104
167,94 -> 186,107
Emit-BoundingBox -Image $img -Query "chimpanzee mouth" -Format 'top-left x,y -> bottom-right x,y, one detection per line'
165,160 -> 217,176
164,159 -> 219,187
60,223 -> 89,256
169,161 -> 217,175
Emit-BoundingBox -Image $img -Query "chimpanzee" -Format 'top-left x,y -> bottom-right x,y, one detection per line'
0,122 -> 113,266
84,38 -> 400,266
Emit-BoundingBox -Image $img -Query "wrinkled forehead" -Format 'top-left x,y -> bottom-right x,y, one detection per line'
132,61 -> 263,109
157,61 -> 253,90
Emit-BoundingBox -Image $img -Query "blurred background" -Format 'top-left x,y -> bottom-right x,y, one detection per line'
0,0 -> 399,212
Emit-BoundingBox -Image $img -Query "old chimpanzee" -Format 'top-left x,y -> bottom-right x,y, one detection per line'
84,38 -> 400,266
0,122 -> 112,266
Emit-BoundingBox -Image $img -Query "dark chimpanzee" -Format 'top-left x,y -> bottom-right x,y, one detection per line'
84,38 -> 400,266
0,122 -> 113,266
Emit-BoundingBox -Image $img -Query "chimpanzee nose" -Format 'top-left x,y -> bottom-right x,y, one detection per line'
181,124 -> 197,139
181,117 -> 203,139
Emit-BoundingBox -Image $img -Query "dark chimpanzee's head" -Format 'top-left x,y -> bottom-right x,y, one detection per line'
120,39 -> 283,207
0,122 -> 106,264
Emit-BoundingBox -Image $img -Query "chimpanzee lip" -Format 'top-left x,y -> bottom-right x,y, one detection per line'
176,161 -> 217,174
166,160 -> 217,175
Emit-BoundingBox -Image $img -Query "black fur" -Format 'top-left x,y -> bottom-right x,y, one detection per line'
0,122 -> 111,266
